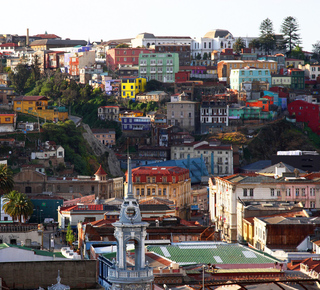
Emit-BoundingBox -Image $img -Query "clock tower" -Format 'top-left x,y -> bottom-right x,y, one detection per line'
108,157 -> 153,290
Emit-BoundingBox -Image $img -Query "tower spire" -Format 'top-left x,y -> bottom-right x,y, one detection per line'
127,156 -> 134,199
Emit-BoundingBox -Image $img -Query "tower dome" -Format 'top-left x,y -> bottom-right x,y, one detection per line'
204,29 -> 232,39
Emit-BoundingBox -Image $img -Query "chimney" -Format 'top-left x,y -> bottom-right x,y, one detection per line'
26,28 -> 29,46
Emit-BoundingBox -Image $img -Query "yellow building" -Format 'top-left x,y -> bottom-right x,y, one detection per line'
0,113 -> 17,132
121,77 -> 146,99
13,96 -> 68,122
125,166 -> 192,220
217,60 -> 278,85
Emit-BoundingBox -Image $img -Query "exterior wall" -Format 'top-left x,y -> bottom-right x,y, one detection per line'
307,64 -> 320,81
200,102 -> 228,133
121,77 -> 146,99
166,101 -> 200,133
217,60 -> 277,84
154,44 -> 191,66
98,106 -> 119,121
214,175 -> 320,243
271,75 -> 291,87
288,100 -> 320,134
0,260 -> 97,289
285,58 -> 304,68
106,48 -> 152,71
0,225 -> 42,247
121,117 -> 151,131
230,68 -> 271,91
135,91 -> 168,103
139,53 -> 179,83
171,142 -> 233,175
93,130 -> 116,146
246,98 -> 271,112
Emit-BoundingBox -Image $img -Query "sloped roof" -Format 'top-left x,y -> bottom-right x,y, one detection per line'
204,29 -> 232,39
146,158 -> 209,184
94,165 -> 107,176
14,96 -> 48,101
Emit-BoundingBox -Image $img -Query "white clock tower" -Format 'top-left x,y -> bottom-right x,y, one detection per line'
108,157 -> 153,290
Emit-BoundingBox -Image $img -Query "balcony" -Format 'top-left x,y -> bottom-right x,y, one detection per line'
108,267 -> 153,283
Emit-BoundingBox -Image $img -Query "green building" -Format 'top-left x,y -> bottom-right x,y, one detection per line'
30,197 -> 64,223
139,52 -> 179,83
289,69 -> 305,90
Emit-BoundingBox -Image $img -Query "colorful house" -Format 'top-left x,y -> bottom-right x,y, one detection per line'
139,53 -> 179,83
121,77 -> 146,99
288,68 -> 305,90
246,98 -> 271,112
121,117 -> 151,131
288,100 -> 320,134
13,96 -> 68,122
0,113 -> 17,132
230,67 -> 272,91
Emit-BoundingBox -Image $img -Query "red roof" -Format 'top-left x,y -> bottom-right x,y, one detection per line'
0,43 -> 18,47
95,165 -> 107,176
33,34 -> 60,39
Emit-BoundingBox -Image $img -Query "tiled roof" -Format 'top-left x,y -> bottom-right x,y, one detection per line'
94,165 -> 107,176
147,243 -> 280,266
14,96 -> 48,101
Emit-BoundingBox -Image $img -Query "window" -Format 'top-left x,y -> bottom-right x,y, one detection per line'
163,188 -> 166,195
286,188 -> 291,196
243,188 -> 247,197
152,177 -> 156,183
310,201 -> 316,208
249,189 -> 254,197
141,188 -> 144,195
310,188 -> 315,196
296,188 -> 300,196
163,176 -> 167,182
152,188 -> 156,195
136,188 -> 140,196
277,190 -> 281,197
147,188 -> 151,195
302,188 -> 306,196
270,188 -> 274,196
158,188 -> 162,195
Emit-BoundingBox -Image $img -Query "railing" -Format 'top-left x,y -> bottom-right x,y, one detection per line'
108,267 -> 153,281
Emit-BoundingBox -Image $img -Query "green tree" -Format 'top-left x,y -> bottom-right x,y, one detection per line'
66,223 -> 75,245
259,18 -> 276,55
203,52 -> 208,60
233,37 -> 245,54
0,164 -> 14,195
196,53 -> 201,60
2,191 -> 33,223
8,63 -> 32,94
249,39 -> 261,53
291,45 -> 305,60
280,16 -> 302,57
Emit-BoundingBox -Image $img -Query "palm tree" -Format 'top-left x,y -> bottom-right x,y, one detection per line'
2,191 -> 34,223
0,164 -> 14,195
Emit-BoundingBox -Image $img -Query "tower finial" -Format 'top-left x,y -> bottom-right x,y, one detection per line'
127,156 -> 134,199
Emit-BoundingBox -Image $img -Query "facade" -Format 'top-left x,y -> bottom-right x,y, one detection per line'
154,44 -> 191,66
288,68 -> 305,90
31,144 -> 65,167
98,106 -> 120,121
92,129 -> 116,147
139,53 -> 179,83
131,32 -> 192,49
212,170 -> 320,243
0,113 -> 16,132
285,58 -> 305,68
200,97 -> 229,133
106,47 -> 152,71
166,100 -> 200,133
304,63 -> 320,81
127,166 -> 191,219
217,60 -> 277,84
135,91 -> 168,103
121,117 -> 151,131
271,75 -> 291,87
68,50 -> 96,77
121,77 -> 147,99
230,68 -> 271,91
171,140 -> 233,175
288,100 -> 320,134
13,96 -> 68,122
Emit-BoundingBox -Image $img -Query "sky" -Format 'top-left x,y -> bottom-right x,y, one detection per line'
2,0 -> 319,52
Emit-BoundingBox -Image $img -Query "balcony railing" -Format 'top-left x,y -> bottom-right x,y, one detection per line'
108,267 -> 153,282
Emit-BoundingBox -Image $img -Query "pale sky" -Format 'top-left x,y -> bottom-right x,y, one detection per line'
2,0 -> 319,52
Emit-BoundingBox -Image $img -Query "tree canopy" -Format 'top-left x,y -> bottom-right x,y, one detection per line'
259,18 -> 276,55
0,164 -> 14,195
280,16 -> 302,57
66,223 -> 75,245
233,37 -> 245,54
2,191 -> 33,223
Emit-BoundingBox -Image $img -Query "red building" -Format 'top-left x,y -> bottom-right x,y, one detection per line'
246,98 -> 271,112
106,48 -> 153,71
45,51 -> 64,70
175,71 -> 190,83
288,100 -> 320,134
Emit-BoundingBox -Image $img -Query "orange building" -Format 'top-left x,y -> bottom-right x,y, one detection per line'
245,98 -> 271,112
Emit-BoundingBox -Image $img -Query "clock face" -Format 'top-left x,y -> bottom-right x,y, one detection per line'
126,207 -> 136,219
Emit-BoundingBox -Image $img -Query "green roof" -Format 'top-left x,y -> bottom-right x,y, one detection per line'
102,252 -> 117,260
147,243 -> 281,266
0,243 -> 65,258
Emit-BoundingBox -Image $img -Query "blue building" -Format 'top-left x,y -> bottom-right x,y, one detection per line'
230,68 -> 272,91
121,117 -> 151,131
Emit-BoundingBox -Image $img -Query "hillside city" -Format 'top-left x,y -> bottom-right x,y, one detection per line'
2,17 -> 320,289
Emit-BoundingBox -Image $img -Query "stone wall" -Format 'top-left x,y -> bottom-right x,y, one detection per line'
0,260 -> 97,289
